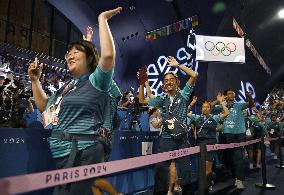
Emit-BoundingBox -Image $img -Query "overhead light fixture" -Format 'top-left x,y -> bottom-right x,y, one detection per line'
278,9 -> 284,19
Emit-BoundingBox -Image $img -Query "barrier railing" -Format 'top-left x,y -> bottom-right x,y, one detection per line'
1,136 -> 283,194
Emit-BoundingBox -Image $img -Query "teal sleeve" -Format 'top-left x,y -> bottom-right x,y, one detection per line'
248,116 -> 257,122
180,83 -> 194,101
191,114 -> 200,122
89,65 -> 114,92
186,115 -> 199,125
213,115 -> 222,124
186,117 -> 192,126
211,105 -> 223,114
188,115 -> 194,121
148,96 -> 164,108
236,102 -> 248,110
110,80 -> 122,99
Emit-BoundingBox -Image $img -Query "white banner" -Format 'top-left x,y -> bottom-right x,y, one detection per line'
195,35 -> 245,63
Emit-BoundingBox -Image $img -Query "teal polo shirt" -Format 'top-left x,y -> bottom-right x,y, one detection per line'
148,83 -> 194,138
46,66 -> 113,158
223,102 -> 247,134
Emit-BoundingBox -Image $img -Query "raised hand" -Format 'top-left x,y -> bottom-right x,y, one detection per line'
137,66 -> 148,85
83,26 -> 94,42
216,92 -> 225,102
28,57 -> 43,82
99,7 -> 123,21
167,56 -> 179,67
191,96 -> 197,105
220,98 -> 227,105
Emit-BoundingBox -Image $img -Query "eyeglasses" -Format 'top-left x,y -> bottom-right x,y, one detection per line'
65,50 -> 80,60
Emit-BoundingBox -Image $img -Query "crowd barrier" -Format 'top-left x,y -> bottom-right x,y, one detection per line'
0,128 -> 160,194
1,127 -> 283,194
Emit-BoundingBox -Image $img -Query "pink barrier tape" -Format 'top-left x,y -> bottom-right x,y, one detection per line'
2,136 -> 283,194
268,137 -> 280,141
0,146 -> 200,194
206,138 -> 261,152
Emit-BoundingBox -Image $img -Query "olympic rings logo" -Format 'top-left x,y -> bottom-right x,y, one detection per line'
205,41 -> 237,56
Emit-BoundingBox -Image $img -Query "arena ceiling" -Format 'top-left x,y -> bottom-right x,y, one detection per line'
48,0 -> 284,101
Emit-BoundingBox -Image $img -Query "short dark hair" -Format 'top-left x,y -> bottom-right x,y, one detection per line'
149,107 -> 158,116
163,72 -> 180,86
67,40 -> 99,72
202,101 -> 212,109
163,72 -> 178,80
224,88 -> 235,95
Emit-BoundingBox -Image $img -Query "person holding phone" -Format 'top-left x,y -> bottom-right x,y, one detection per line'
28,7 -> 122,195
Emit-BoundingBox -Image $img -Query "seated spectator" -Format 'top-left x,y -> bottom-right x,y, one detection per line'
149,107 -> 162,132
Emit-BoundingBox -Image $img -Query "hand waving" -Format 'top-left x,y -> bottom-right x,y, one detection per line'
167,56 -> 179,67
216,92 -> 225,102
99,7 -> 123,21
83,26 -> 94,42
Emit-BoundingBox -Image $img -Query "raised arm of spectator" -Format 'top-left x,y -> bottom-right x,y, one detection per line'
137,70 -> 152,103
210,92 -> 223,108
188,96 -> 197,110
138,83 -> 148,104
28,58 -> 48,112
137,70 -> 163,107
145,80 -> 155,98
219,98 -> 230,121
244,91 -> 254,108
98,7 -> 122,71
167,56 -> 198,86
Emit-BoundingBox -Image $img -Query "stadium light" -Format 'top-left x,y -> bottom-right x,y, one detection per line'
278,9 -> 284,19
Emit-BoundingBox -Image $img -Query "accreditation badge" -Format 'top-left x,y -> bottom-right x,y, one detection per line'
42,96 -> 62,128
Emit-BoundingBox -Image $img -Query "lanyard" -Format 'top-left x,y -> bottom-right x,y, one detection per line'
61,72 -> 91,97
42,72 -> 92,128
197,116 -> 211,134
165,94 -> 178,114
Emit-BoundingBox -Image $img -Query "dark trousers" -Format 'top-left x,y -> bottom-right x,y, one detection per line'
223,133 -> 245,181
155,137 -> 191,191
198,139 -> 217,162
53,142 -> 105,195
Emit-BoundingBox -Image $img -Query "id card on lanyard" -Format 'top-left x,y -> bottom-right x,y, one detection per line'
42,81 -> 74,128
42,72 -> 91,128
196,116 -> 210,135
